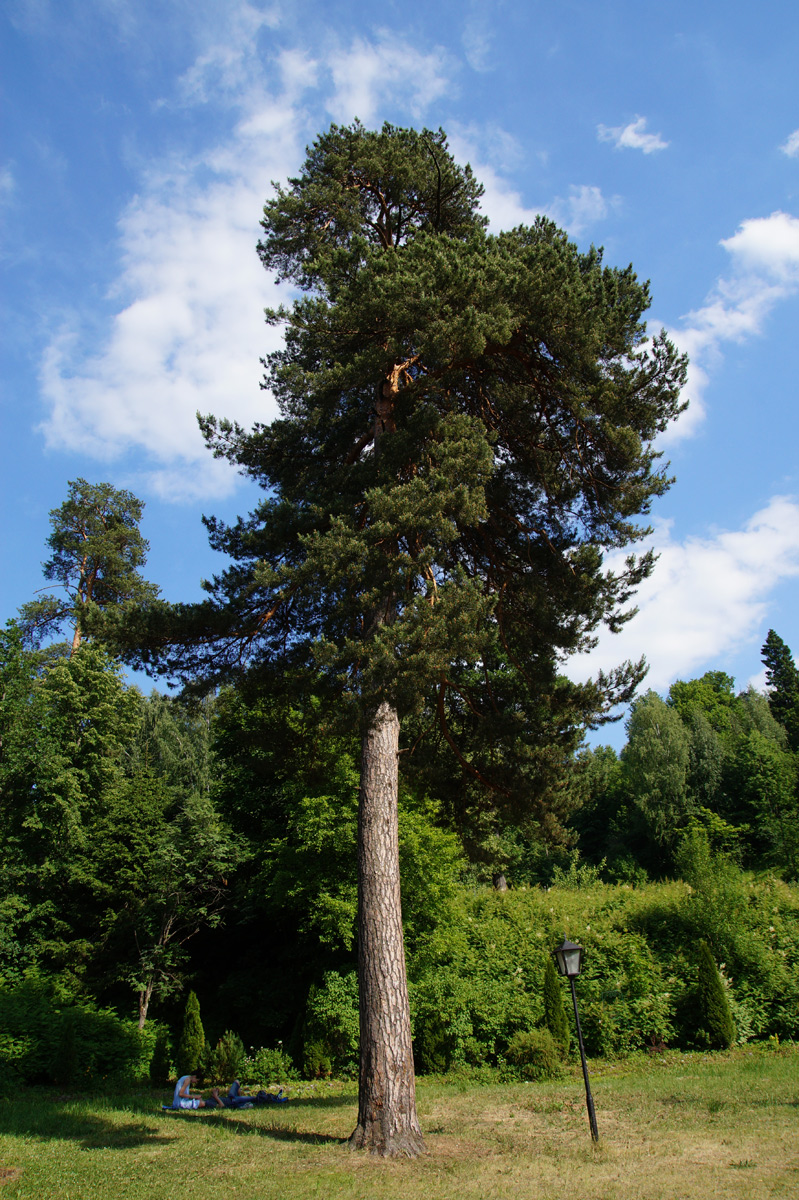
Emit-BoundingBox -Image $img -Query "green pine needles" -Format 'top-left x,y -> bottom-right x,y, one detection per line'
695,940 -> 736,1050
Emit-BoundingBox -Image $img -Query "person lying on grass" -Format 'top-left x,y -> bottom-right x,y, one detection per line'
221,1080 -> 286,1108
173,1073 -> 223,1109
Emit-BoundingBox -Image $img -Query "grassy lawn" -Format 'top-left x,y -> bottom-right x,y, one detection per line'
0,1046 -> 797,1199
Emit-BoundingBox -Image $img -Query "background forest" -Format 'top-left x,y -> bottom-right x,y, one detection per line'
2,485 -> 799,1087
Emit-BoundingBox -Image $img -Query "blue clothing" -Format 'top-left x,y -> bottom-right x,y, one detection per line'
174,1075 -> 197,1108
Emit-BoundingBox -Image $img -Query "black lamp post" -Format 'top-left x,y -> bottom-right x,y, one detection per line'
553,935 -> 599,1143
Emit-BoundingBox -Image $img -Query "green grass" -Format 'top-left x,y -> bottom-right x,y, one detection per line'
0,1046 -> 798,1199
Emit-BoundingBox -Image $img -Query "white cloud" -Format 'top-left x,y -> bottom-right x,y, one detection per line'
37,20 -> 458,501
664,211 -> 799,441
597,115 -> 669,154
547,185 -> 610,236
39,103 -> 300,501
568,496 -> 799,692
780,128 -> 799,158
721,210 -> 799,278
325,33 -> 452,124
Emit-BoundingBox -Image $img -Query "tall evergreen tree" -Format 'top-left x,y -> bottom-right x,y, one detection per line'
177,990 -> 206,1072
542,955 -> 570,1057
139,123 -> 686,1155
761,629 -> 799,751
18,478 -> 159,654
694,940 -> 736,1049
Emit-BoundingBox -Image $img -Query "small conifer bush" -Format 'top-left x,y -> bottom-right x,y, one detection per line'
505,1028 -> 562,1081
695,940 -> 736,1049
207,1030 -> 245,1083
542,955 -> 570,1058
177,991 -> 206,1074
303,1040 -> 333,1079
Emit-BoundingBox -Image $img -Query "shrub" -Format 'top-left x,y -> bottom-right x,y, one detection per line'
206,1030 -> 245,1084
695,940 -> 736,1049
0,974 -> 149,1085
177,991 -> 205,1075
241,1044 -> 299,1084
505,1028 -> 562,1080
55,1012 -> 79,1086
550,855 -> 606,890
542,956 -> 570,1058
303,1040 -> 333,1079
303,971 -> 359,1078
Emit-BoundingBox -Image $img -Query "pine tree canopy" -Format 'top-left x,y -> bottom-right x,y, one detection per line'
19,478 -> 159,654
141,121 -> 687,801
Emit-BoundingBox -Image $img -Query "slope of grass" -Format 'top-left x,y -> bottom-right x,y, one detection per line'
0,1046 -> 796,1199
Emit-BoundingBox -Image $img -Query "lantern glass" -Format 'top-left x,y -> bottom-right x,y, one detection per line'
553,937 -> 583,978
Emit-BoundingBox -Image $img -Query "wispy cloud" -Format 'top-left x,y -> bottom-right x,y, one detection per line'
568,496 -> 799,693
450,127 -> 611,237
0,162 -> 15,210
664,210 -> 799,440
597,115 -> 669,154
462,3 -> 494,73
780,128 -> 799,158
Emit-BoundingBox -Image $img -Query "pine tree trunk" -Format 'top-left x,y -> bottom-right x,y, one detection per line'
349,699 -> 425,1158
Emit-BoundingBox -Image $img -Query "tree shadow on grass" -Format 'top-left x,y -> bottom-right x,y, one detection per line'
0,1102 -> 174,1151
216,1121 -> 346,1147
0,1093 -> 352,1151
278,1093 -> 357,1109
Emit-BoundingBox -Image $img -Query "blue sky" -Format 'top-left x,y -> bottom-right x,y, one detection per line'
3,0 -> 799,743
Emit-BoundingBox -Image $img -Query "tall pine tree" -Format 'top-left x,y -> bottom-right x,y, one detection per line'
18,479 -> 159,654
140,123 -> 686,1155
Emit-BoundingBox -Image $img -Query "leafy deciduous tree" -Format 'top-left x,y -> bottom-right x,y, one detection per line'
621,691 -> 693,860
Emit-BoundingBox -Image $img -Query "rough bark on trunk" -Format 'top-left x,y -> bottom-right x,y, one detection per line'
349,699 -> 425,1158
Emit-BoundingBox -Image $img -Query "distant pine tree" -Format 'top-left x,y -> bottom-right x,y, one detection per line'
542,955 -> 570,1057
696,941 -> 736,1049
177,991 -> 206,1074
761,630 -> 799,751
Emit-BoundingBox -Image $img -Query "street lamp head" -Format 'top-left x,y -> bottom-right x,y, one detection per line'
553,935 -> 583,978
